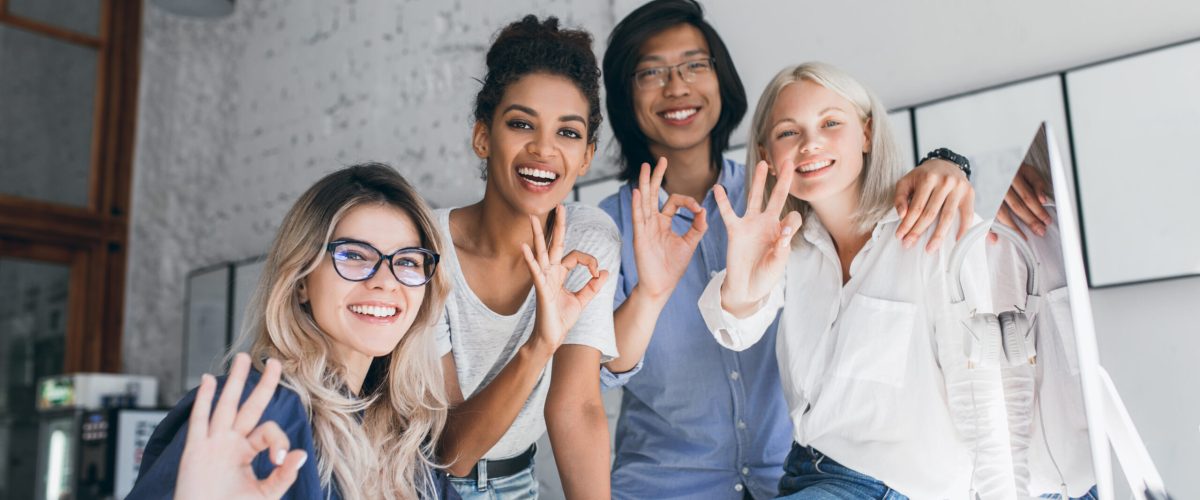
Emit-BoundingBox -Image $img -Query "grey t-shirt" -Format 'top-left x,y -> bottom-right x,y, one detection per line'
434,203 -> 620,460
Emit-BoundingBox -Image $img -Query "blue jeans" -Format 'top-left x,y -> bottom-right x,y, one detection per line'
447,462 -> 538,500
776,443 -> 908,500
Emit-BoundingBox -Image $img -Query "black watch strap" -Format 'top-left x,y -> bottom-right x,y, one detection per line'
921,147 -> 971,180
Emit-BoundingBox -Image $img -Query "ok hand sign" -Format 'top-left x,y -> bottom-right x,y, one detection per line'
713,161 -> 803,317
630,157 -> 707,300
521,205 -> 609,351
175,353 -> 307,500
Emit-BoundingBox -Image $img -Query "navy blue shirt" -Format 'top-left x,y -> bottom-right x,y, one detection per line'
129,369 -> 458,500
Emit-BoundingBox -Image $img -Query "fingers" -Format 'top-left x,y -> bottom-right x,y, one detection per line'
212,353 -> 251,431
630,187 -> 644,235
1010,173 -> 1052,225
571,269 -> 610,307
901,178 -> 952,248
895,176 -> 935,240
1003,189 -> 1045,236
926,188 -> 965,253
956,187 -> 975,241
778,211 -> 804,250
637,162 -> 652,220
247,420 -> 291,466
661,194 -> 700,218
893,175 -> 914,220
186,374 -> 216,445
233,358 -> 281,434
528,215 -> 549,268
561,250 -> 600,279
520,244 -> 545,286
684,209 -> 709,247
259,450 -> 308,498
712,185 -> 737,222
765,160 -> 795,215
747,161 -> 769,213
650,156 -> 668,197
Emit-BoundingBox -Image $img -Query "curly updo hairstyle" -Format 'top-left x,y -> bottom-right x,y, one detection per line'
473,15 -> 603,145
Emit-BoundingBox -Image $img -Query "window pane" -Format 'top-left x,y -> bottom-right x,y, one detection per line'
0,258 -> 70,500
7,0 -> 102,38
0,25 -> 97,208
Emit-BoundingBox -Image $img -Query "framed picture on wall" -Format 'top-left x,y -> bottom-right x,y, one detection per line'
1065,39 -> 1200,287
182,263 -> 232,390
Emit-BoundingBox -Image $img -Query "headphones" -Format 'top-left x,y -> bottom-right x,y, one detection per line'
949,222 -> 1041,369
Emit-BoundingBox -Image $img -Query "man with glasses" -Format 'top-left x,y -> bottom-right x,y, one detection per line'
596,1 -> 977,498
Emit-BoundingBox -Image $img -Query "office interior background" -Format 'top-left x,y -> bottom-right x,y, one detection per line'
1,0 -> 1198,498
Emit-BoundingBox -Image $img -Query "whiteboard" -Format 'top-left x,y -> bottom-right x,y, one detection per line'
1065,40 -> 1200,286
914,75 -> 1072,220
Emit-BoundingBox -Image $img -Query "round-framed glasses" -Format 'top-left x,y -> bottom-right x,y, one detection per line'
325,239 -> 439,287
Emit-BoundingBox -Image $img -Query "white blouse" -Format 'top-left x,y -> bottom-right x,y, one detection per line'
699,209 -> 1014,499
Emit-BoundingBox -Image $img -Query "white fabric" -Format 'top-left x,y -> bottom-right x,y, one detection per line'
699,209 -> 1014,499
986,201 -> 1096,497
433,204 -> 620,460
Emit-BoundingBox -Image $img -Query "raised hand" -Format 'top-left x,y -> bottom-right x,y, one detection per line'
630,157 -> 707,300
176,353 -> 307,500
521,204 -> 610,350
713,161 -> 803,318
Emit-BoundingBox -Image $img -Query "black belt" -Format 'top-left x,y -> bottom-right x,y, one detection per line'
459,444 -> 537,482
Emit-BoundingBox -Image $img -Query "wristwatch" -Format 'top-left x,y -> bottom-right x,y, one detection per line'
921,147 -> 971,180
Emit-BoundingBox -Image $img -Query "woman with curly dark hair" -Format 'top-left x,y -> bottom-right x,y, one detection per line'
433,15 -> 617,499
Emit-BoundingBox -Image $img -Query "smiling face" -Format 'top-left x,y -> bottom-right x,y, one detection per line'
761,79 -> 872,208
473,72 -> 594,216
632,23 -> 721,159
300,203 -> 427,371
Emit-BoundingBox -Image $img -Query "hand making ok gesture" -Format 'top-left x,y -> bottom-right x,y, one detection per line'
712,160 -> 804,317
630,157 -> 708,300
521,204 -> 609,350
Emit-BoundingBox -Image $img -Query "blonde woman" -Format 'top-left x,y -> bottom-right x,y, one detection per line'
699,63 -> 1007,499
129,163 -> 458,499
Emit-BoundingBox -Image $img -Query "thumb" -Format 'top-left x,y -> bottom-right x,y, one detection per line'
259,450 -> 307,498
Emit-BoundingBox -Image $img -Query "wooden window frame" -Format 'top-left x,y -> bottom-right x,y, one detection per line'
0,0 -> 142,373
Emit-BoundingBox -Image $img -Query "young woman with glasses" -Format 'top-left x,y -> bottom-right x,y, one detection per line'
434,14 -> 616,500
128,163 -> 459,500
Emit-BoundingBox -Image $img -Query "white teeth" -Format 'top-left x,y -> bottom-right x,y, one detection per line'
798,160 -> 832,172
517,167 -> 558,181
349,305 -> 396,318
661,108 -> 698,121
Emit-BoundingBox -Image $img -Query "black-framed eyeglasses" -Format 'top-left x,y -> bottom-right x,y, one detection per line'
632,58 -> 716,89
325,239 -> 439,287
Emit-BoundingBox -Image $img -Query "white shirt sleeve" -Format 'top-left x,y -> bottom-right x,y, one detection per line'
697,269 -> 784,352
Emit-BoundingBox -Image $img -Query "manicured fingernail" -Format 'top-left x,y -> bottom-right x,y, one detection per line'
1036,224 -> 1047,236
275,449 -> 286,465
903,236 -> 916,248
295,451 -> 308,468
1039,193 -> 1048,204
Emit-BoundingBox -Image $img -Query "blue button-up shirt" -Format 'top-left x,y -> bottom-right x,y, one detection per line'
598,159 -> 792,500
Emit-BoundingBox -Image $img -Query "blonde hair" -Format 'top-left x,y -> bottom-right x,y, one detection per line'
747,62 -> 905,234
231,163 -> 450,499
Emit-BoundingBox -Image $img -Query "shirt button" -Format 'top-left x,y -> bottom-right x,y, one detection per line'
734,484 -> 745,492
737,420 -> 747,430
709,270 -> 719,279
741,467 -> 750,475
730,371 -> 740,380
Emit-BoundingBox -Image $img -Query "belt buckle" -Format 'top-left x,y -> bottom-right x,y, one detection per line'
475,458 -> 488,492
